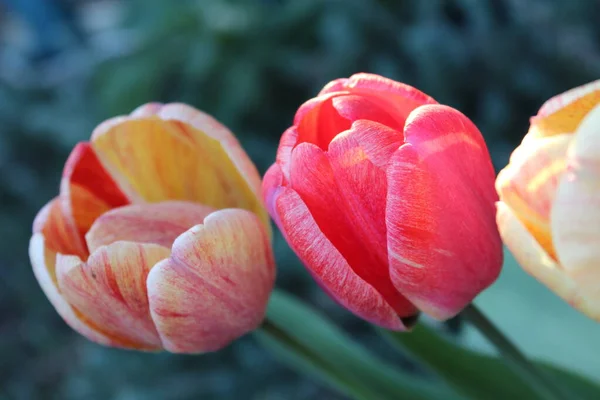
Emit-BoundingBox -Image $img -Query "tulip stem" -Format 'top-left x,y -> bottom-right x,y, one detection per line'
462,304 -> 570,400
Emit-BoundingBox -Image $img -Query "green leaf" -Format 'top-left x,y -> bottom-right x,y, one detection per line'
379,323 -> 600,400
255,290 -> 459,400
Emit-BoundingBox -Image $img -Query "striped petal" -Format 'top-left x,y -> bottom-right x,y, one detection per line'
270,185 -> 410,330
530,79 -> 600,138
319,73 -> 437,121
497,202 -> 581,312
56,242 -> 171,349
147,209 -> 275,353
33,197 -> 86,259
551,105 -> 600,321
90,117 -> 266,225
496,134 -> 572,259
131,103 -> 264,200
386,105 -> 502,320
289,142 -> 417,321
85,201 -> 214,253
29,233 -> 113,346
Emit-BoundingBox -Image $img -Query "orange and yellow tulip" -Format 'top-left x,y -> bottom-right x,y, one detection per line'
496,80 -> 600,321
29,103 -> 275,352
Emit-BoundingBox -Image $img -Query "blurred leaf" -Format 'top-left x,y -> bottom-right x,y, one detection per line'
256,290 -> 459,400
379,323 -> 600,400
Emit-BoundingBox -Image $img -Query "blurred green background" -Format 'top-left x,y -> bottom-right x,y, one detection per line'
1,0 -> 599,399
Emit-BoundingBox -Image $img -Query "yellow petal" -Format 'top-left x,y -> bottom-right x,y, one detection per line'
496,202 -> 579,306
147,209 -> 275,353
56,241 -> 171,349
146,103 -> 263,198
91,116 -> 267,226
29,233 -> 114,346
529,79 -> 600,138
496,134 -> 571,259
552,105 -> 600,321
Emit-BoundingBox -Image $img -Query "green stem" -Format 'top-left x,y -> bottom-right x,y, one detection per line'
462,304 -> 571,400
257,319 -> 378,400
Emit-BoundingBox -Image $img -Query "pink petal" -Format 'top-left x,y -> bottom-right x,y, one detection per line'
86,201 -> 215,253
147,209 -> 275,353
275,126 -> 299,182
321,73 -> 438,121
386,105 -> 502,320
262,163 -> 285,219
33,197 -> 87,259
331,95 -> 404,131
341,120 -> 403,169
295,95 -> 353,150
289,142 -> 417,319
56,241 -> 171,349
29,233 -> 114,346
271,186 -> 408,330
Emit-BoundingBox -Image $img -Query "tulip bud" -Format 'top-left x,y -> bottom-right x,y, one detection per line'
496,80 -> 600,321
263,73 -> 502,330
30,103 -> 275,352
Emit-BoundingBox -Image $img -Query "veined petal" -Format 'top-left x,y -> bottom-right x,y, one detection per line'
147,209 -> 275,353
331,95 -> 405,131
552,105 -> 600,321
86,201 -> 214,253
56,242 -> 171,349
497,202 -> 583,312
386,105 -> 502,320
262,163 -> 285,219
146,103 -> 264,199
496,134 -> 572,259
90,117 -> 266,225
341,120 -> 403,169
320,73 -> 438,120
530,79 -> 600,137
60,142 -> 131,245
295,94 -> 353,150
33,197 -> 86,260
290,142 -> 417,319
272,187 -> 411,329
275,127 -> 298,182
29,233 -> 113,346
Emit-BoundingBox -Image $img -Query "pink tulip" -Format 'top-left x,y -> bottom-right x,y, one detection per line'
30,103 -> 275,352
263,73 -> 502,330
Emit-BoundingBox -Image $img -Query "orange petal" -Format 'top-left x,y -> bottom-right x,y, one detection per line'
530,79 -> 600,138
60,142 -> 131,245
33,197 -> 87,260
90,117 -> 267,226
147,209 -> 275,353
551,105 -> 600,321
497,202 -> 580,310
29,233 -> 114,346
56,241 -> 171,349
86,201 -> 214,253
496,134 -> 572,259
